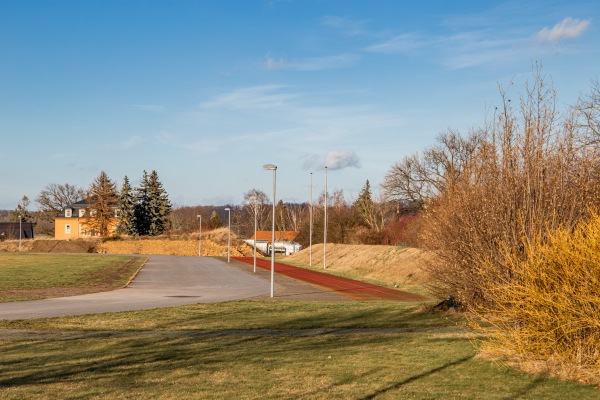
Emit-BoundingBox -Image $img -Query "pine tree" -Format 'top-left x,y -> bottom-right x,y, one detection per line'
86,171 -> 118,236
210,211 -> 222,228
147,170 -> 171,235
117,176 -> 136,235
133,171 -> 152,235
132,170 -> 171,236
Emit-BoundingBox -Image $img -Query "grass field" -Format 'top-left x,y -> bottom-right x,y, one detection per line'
0,253 -> 145,302
0,254 -> 598,398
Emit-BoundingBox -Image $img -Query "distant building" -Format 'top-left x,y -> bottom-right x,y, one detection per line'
245,230 -> 302,256
0,222 -> 35,241
54,199 -> 118,239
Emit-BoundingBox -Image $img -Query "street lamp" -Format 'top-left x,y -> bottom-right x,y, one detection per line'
18,215 -> 22,253
253,197 -> 258,273
309,172 -> 313,267
224,208 -> 231,263
263,163 -> 277,298
324,166 -> 328,270
198,214 -> 203,257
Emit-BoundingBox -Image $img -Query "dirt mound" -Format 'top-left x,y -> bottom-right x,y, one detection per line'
0,240 -> 34,252
97,229 -> 253,257
98,238 -> 253,257
0,239 -> 97,253
287,243 -> 433,287
31,240 -> 98,253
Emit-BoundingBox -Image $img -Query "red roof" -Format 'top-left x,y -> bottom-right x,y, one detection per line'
251,231 -> 299,242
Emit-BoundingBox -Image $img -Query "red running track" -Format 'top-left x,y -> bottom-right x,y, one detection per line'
233,257 -> 424,301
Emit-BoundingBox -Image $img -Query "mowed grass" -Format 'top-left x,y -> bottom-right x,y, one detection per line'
0,302 -> 599,399
0,255 -> 597,398
0,253 -> 145,302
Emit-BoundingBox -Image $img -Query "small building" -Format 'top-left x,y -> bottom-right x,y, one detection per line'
245,231 -> 302,256
54,200 -> 119,240
0,222 -> 35,241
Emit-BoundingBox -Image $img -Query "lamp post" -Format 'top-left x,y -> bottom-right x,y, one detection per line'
224,208 -> 231,263
197,215 -> 202,257
263,163 -> 277,298
324,166 -> 327,270
309,172 -> 313,267
253,198 -> 258,273
18,215 -> 22,253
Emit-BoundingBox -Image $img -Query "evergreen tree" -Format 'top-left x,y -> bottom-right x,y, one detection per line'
86,171 -> 118,236
147,170 -> 171,235
354,179 -> 374,227
133,170 -> 152,235
209,211 -> 222,228
132,170 -> 171,236
117,176 -> 136,235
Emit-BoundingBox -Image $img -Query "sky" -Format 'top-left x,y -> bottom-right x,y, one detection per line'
1,0 -> 598,210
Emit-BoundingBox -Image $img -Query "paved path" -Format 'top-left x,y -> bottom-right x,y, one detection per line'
0,255 -> 271,320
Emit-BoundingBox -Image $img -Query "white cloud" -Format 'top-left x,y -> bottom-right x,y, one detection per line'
324,150 -> 361,170
536,17 -> 591,43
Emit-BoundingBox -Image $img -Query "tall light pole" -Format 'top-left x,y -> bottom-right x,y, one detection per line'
253,198 -> 258,273
224,208 -> 231,263
197,215 -> 202,257
18,215 -> 22,253
324,166 -> 328,270
263,164 -> 277,298
309,172 -> 313,267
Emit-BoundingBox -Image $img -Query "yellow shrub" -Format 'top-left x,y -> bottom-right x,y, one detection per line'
471,214 -> 600,383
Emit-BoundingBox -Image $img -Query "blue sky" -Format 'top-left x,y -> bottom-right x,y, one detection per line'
1,0 -> 598,210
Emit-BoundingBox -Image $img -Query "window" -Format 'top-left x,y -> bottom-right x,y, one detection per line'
79,209 -> 85,217
114,209 -> 121,218
65,224 -> 71,234
65,209 -> 72,218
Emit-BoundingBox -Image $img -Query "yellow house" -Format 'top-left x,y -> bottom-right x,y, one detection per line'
54,200 -> 119,240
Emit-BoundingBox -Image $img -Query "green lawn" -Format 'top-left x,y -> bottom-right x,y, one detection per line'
0,301 -> 598,399
0,253 -> 145,302
0,255 -> 597,398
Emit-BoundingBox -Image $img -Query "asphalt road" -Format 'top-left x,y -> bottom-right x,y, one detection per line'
0,255 -> 271,320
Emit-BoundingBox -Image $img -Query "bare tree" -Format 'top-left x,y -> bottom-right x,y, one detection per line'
242,189 -> 270,231
381,130 -> 482,207
36,183 -> 85,215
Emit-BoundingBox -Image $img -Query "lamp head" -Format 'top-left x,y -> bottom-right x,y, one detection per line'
263,164 -> 277,171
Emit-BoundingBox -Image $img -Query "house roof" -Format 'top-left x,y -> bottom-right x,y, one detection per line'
251,231 -> 299,242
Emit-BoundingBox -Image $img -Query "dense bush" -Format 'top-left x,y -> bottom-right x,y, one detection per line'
471,215 -> 600,383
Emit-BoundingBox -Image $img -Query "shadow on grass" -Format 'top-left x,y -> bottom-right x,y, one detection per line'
358,354 -> 475,399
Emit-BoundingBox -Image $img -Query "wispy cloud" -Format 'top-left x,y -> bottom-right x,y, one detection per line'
265,53 -> 360,71
116,135 -> 143,150
200,85 -> 298,110
132,104 -> 166,112
364,33 -> 428,54
536,17 -> 591,43
321,16 -> 369,36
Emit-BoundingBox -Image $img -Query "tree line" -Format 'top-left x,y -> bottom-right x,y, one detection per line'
6,170 -> 171,237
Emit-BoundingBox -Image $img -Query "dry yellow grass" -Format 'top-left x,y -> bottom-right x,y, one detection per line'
287,243 -> 433,289
98,228 -> 254,257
